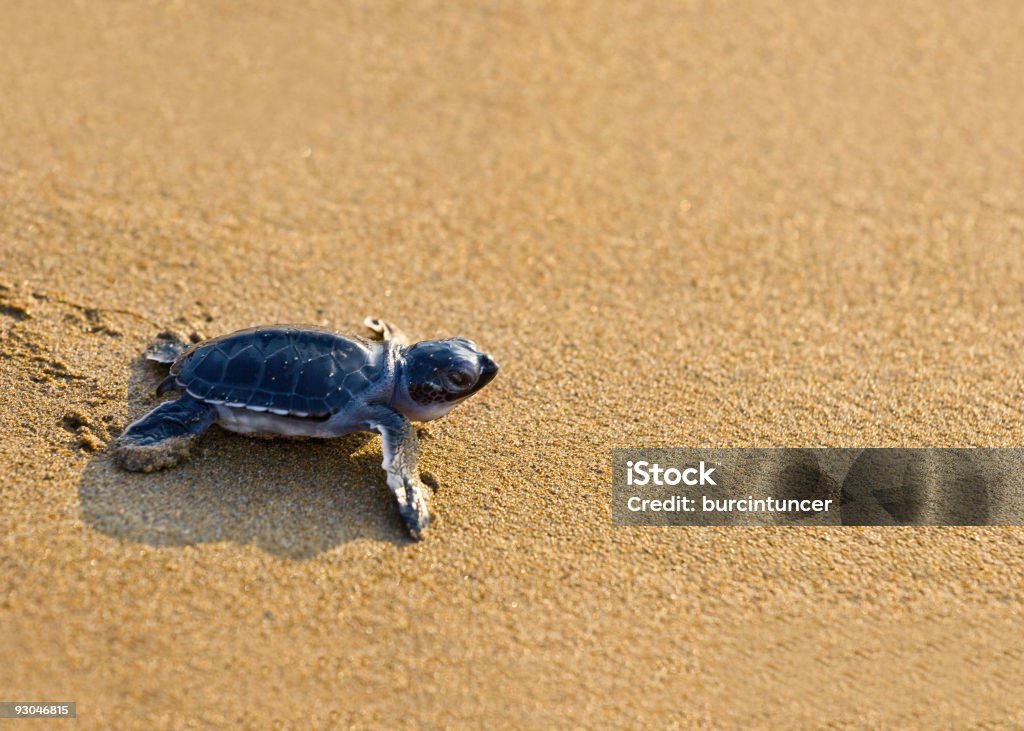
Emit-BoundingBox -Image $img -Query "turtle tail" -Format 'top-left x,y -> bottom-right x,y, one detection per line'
156,374 -> 180,396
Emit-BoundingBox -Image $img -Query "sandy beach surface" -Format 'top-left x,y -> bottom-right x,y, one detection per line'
3,1 -> 1024,727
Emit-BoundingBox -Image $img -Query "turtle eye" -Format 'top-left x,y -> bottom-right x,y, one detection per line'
447,370 -> 473,388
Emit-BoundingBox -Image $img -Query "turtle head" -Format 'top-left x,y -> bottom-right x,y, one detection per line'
393,338 -> 499,421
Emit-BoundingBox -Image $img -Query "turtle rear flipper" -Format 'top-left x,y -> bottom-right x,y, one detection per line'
112,395 -> 217,472
145,332 -> 191,364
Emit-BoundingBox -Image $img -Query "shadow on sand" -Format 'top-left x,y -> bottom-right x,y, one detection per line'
839,448 -> 992,526
78,354 -> 415,559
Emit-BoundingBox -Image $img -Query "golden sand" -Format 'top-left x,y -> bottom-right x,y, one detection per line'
3,1 -> 1024,727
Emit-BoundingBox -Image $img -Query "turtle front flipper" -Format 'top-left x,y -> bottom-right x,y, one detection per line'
364,407 -> 431,539
112,394 -> 217,473
362,317 -> 409,347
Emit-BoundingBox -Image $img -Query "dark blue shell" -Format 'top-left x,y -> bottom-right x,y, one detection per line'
170,326 -> 381,418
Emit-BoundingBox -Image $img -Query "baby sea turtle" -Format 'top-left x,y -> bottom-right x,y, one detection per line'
112,318 -> 498,539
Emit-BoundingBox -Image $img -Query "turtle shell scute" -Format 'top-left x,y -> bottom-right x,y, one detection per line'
173,326 -> 381,418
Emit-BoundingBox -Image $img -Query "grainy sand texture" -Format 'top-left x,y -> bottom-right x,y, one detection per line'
3,1 -> 1024,727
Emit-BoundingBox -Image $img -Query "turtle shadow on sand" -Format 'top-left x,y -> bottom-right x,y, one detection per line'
78,355 -> 420,559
